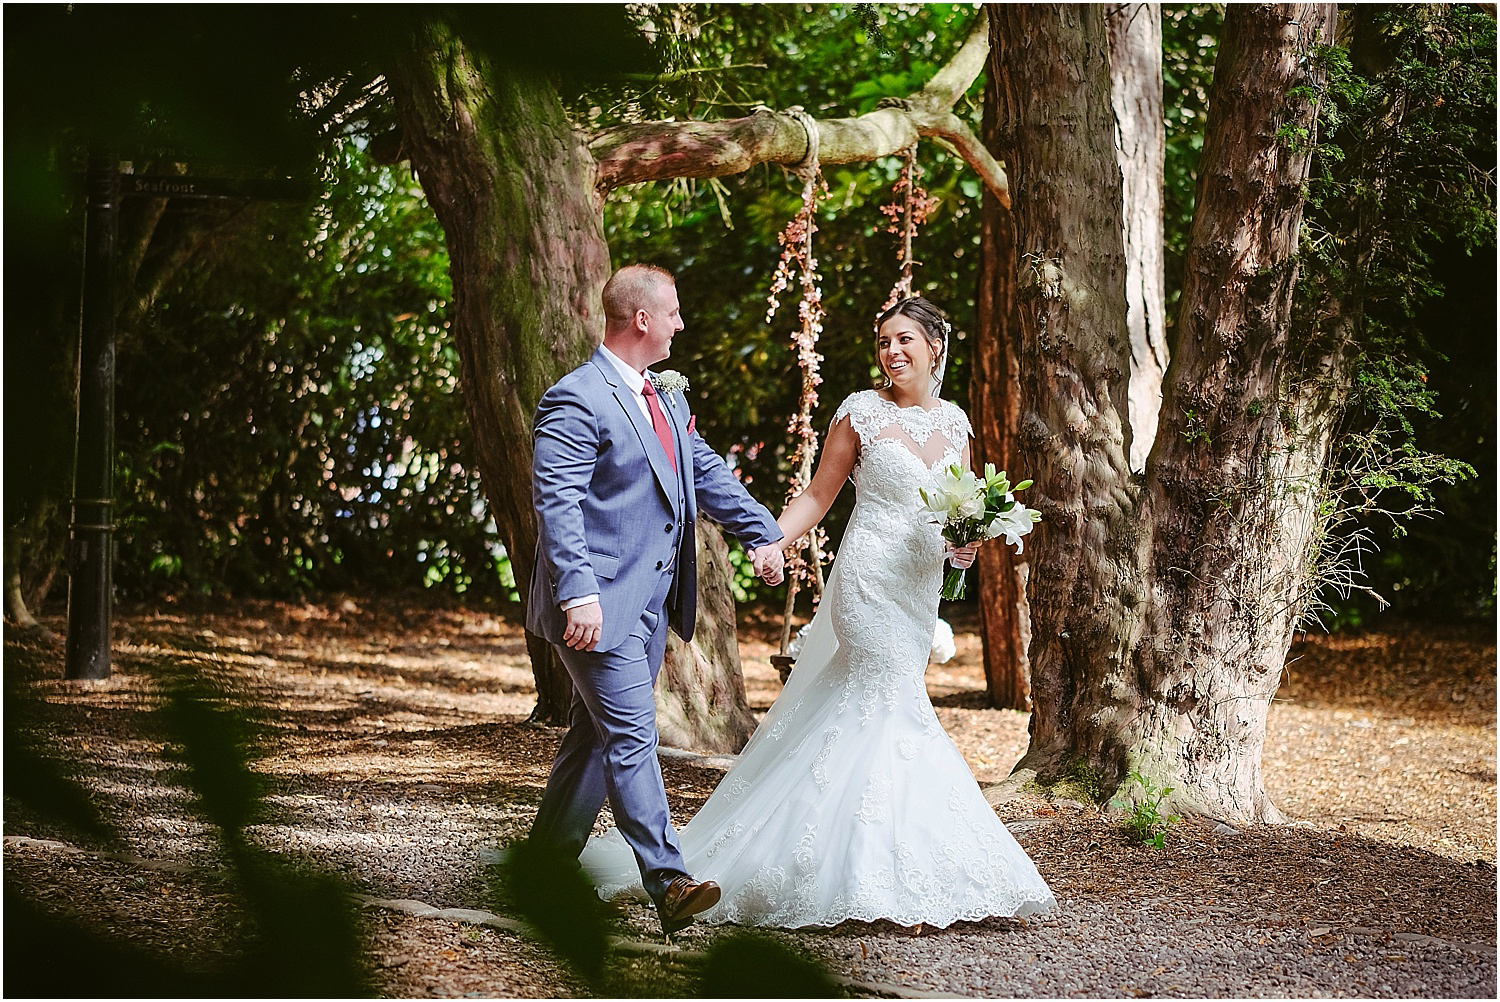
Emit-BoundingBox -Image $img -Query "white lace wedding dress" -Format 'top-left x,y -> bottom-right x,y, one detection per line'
579,390 -> 1057,928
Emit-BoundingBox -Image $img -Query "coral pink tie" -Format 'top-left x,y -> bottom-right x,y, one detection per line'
641,380 -> 677,473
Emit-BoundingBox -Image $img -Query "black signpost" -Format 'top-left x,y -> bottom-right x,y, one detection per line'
63,160 -> 309,681
64,155 -> 121,680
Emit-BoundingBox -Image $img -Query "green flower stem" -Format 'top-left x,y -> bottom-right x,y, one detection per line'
941,565 -> 968,601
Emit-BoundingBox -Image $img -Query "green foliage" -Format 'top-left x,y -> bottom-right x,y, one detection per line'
1112,771 -> 1183,850
726,543 -> 763,603
1296,5 -> 1496,625
1162,4 -> 1223,318
114,142 -> 518,600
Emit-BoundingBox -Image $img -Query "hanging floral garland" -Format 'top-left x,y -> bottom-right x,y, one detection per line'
876,145 -> 942,323
765,110 -> 832,656
766,138 -> 943,662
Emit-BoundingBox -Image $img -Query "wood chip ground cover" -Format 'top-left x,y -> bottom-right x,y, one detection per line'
4,600 -> 1495,998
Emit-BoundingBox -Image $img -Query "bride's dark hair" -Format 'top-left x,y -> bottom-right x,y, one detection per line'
874,296 -> 951,390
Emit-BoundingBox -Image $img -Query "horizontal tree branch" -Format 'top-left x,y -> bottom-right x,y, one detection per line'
615,63 -> 767,84
588,16 -> 1009,207
914,13 -> 992,111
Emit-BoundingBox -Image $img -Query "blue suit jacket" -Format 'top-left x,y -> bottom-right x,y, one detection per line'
527,348 -> 782,652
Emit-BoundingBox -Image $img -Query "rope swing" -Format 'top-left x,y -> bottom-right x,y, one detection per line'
766,128 -> 942,677
878,143 -> 940,320
766,109 -> 829,669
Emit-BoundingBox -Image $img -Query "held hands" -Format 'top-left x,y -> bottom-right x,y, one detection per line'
748,544 -> 785,586
563,600 -> 603,651
945,540 -> 981,569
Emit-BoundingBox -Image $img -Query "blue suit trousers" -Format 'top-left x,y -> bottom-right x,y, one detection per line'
528,568 -> 686,906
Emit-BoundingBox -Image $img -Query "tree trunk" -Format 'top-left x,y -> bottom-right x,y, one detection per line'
5,567 -> 42,629
386,24 -> 609,725
971,64 -> 1030,711
1107,3 -> 1169,473
1133,3 -> 1339,821
656,521 -> 758,752
987,3 -> 1337,823
987,2 -> 1142,765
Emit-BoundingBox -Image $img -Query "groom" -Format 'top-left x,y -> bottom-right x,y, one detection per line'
526,263 -> 784,934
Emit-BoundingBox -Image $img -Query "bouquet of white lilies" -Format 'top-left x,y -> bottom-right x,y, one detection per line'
919,463 -> 1042,600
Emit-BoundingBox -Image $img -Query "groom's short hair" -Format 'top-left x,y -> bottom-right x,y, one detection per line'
603,264 -> 675,331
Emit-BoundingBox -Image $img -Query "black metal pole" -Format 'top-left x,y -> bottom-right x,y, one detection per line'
65,155 -> 119,681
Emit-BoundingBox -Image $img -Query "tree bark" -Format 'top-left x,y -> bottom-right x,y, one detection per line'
387,23 -> 608,725
971,64 -> 1030,711
655,521 -> 758,752
1133,3 -> 1339,821
987,3 -> 1337,823
1107,3 -> 1169,473
987,2 -> 1143,765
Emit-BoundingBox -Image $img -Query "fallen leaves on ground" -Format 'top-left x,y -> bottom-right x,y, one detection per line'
4,598 -> 1494,998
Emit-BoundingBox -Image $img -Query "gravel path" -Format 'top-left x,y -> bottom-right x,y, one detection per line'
4,602 -> 1494,998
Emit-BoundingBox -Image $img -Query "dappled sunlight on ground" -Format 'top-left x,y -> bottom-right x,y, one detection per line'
5,599 -> 1494,998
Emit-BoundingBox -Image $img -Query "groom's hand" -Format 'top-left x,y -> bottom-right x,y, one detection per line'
748,545 -> 785,586
563,600 -> 603,651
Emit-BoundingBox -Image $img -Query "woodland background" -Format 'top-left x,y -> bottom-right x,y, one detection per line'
7,3 -> 1493,629
3,3 -> 1495,997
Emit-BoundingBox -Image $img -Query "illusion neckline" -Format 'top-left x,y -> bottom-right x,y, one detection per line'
869,389 -> 944,415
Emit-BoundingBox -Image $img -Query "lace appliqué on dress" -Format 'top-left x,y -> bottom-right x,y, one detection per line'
832,390 -> 971,455
578,390 -> 1055,930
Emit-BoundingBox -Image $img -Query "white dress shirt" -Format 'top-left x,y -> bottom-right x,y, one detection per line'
600,344 -> 655,424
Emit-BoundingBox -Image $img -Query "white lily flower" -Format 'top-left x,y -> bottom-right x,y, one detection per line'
987,502 -> 1039,552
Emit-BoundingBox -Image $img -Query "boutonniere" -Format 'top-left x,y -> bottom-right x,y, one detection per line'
651,369 -> 690,396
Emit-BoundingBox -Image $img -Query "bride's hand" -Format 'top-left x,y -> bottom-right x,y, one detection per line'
946,541 -> 980,569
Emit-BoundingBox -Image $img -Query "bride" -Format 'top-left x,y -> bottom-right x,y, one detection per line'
580,296 -> 1056,929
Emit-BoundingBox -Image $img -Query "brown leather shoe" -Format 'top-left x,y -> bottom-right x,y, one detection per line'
657,875 -> 721,935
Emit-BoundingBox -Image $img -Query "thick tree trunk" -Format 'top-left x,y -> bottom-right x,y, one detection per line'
656,521 -> 757,752
972,65 -> 1030,711
987,3 -> 1337,823
1134,4 -> 1338,821
387,26 -> 607,725
1107,3 -> 1169,473
987,3 -> 1143,764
